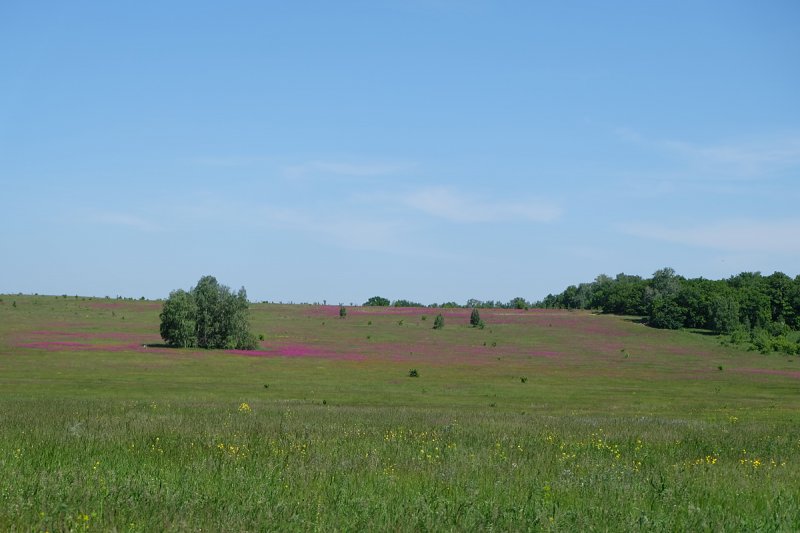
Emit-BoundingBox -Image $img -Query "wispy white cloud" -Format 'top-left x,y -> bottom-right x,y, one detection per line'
188,156 -> 274,168
94,212 -> 161,232
621,218 -> 800,254
188,155 -> 412,181
282,160 -> 411,180
258,206 -> 408,253
616,129 -> 800,180
402,187 -> 562,223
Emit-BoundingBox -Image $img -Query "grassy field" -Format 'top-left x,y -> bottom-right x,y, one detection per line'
1,294 -> 799,531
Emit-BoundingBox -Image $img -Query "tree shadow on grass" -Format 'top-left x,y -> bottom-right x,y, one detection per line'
688,329 -> 720,337
622,317 -> 648,325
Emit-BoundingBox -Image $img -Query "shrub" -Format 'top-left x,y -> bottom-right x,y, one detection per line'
408,369 -> 419,377
433,314 -> 445,330
339,306 -> 347,318
470,308 -> 481,327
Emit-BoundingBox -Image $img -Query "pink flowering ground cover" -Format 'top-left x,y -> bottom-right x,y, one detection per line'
4,297 -> 798,385
227,343 -> 366,361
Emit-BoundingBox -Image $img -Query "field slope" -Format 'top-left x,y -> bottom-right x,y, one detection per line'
1,295 -> 799,531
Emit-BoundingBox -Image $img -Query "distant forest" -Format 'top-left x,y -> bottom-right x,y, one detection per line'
534,268 -> 800,355
363,268 -> 800,355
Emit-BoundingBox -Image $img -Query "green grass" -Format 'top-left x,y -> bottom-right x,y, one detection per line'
1,295 -> 799,531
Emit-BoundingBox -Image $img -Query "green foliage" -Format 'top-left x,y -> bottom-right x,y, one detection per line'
4,296 -> 800,530
710,295 -> 740,334
509,297 -> 529,310
539,268 -> 800,348
433,313 -> 445,330
392,299 -> 424,307
159,289 -> 196,348
160,276 -> 257,350
749,328 -> 799,355
363,296 -> 390,307
339,306 -> 347,318
408,368 -> 419,377
647,295 -> 685,330
470,308 -> 481,327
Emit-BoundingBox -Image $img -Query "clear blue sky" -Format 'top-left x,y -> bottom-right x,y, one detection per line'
2,1 -> 799,304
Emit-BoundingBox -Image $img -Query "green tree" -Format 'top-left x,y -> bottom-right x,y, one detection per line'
392,299 -> 424,307
509,297 -> 529,310
159,289 -> 196,347
160,276 -> 257,350
648,295 -> 685,329
767,272 -> 795,326
433,313 -> 445,329
710,294 -> 740,334
363,296 -> 390,306
339,306 -> 347,318
470,308 -> 481,327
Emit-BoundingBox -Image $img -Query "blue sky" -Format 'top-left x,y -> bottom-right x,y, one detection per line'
2,1 -> 799,304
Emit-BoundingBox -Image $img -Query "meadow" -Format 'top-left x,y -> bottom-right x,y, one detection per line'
1,295 -> 799,531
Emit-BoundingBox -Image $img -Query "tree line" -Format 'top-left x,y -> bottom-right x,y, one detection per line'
162,270 -> 799,355
362,296 -> 532,310
535,268 -> 800,355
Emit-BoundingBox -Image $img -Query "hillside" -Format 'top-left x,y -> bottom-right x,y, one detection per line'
1,295 -> 799,530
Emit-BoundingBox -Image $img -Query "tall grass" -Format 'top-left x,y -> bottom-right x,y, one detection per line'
1,398 -> 798,531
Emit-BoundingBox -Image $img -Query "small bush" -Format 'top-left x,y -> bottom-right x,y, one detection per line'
433,314 -> 445,330
258,334 -> 265,341
408,369 -> 419,377
470,308 -> 481,327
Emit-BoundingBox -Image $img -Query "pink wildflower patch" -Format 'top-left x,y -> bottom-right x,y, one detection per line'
226,344 -> 366,361
18,341 -> 94,350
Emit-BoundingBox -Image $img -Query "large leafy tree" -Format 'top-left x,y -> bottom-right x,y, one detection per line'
159,289 -> 196,348
160,276 -> 258,350
710,294 -> 740,334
